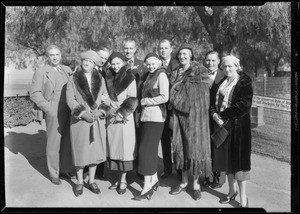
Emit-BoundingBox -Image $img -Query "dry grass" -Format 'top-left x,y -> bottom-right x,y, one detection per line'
251,124 -> 291,163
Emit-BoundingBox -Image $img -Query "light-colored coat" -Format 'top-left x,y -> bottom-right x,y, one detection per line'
107,80 -> 137,161
140,72 -> 169,122
66,68 -> 110,167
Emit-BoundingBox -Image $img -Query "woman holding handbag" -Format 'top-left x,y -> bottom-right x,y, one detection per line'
210,55 -> 253,208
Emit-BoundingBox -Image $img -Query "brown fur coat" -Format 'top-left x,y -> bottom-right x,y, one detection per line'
169,61 -> 212,176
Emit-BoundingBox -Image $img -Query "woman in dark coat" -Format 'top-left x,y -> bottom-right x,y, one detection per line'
66,50 -> 110,196
210,55 -> 253,207
168,44 -> 212,201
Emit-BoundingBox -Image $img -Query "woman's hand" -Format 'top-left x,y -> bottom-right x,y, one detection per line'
81,112 -> 94,123
213,113 -> 224,126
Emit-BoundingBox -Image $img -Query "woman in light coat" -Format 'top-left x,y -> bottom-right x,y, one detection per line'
105,52 -> 138,195
66,50 -> 110,196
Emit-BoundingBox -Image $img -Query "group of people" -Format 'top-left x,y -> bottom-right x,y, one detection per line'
30,38 -> 253,207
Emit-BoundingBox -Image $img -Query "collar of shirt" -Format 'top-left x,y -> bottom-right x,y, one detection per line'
208,68 -> 218,75
127,58 -> 134,65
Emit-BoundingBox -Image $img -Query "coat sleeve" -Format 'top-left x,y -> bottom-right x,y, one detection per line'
30,69 -> 50,113
142,72 -> 169,106
219,82 -> 253,121
66,77 -> 86,119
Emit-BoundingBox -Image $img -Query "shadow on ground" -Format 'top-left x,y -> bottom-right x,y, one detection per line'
4,130 -> 49,179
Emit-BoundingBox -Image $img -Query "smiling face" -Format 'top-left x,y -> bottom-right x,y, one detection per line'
47,48 -> 61,67
159,41 -> 172,60
222,58 -> 239,78
178,49 -> 192,66
111,57 -> 125,73
123,41 -> 136,60
82,58 -> 95,72
145,57 -> 162,73
205,53 -> 220,71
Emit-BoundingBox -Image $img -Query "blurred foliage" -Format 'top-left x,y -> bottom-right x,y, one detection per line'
4,96 -> 35,128
5,4 -> 291,76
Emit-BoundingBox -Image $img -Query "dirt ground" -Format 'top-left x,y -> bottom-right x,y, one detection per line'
2,121 -> 292,211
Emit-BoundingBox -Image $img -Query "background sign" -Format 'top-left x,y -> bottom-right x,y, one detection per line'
252,95 -> 291,112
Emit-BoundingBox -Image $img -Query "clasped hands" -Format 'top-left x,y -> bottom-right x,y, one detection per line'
80,109 -> 106,123
213,113 -> 224,126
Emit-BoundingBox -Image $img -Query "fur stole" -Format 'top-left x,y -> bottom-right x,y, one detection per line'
73,66 -> 102,110
105,65 -> 135,102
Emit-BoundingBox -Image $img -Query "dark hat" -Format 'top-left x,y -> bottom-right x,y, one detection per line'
80,50 -> 100,64
109,52 -> 127,64
177,43 -> 194,61
144,52 -> 160,62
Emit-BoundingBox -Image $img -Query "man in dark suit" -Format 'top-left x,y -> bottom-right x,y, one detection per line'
203,50 -> 226,189
30,45 -> 75,185
157,39 -> 181,179
122,38 -> 148,180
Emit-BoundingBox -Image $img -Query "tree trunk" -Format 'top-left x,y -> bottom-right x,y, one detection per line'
274,52 -> 283,74
194,6 -> 229,57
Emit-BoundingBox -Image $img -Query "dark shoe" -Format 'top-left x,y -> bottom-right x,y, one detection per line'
96,174 -> 107,181
74,184 -> 83,197
88,183 -> 101,194
160,171 -> 171,179
203,180 -> 212,187
59,172 -> 76,179
116,182 -> 127,195
136,173 -> 144,180
219,191 -> 238,204
109,181 -> 119,190
192,189 -> 202,201
133,188 -> 154,201
169,185 -> 187,195
152,181 -> 160,191
50,177 -> 62,185
211,182 -> 223,189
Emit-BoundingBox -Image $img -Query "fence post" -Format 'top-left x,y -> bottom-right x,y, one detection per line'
263,73 -> 267,96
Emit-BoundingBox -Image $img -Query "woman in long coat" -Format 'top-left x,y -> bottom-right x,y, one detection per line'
210,55 -> 253,207
66,50 -> 110,196
168,44 -> 212,201
105,52 -> 138,195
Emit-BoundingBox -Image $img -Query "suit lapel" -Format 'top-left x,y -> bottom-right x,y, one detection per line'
214,69 -> 225,85
45,65 -> 57,88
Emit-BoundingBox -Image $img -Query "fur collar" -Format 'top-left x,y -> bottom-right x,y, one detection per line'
73,66 -> 102,110
105,65 -> 135,101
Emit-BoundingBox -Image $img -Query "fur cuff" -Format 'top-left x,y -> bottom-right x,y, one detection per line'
116,97 -> 138,118
98,102 -> 111,113
73,104 -> 86,118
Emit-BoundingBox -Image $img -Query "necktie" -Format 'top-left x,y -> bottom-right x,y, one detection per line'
163,60 -> 168,68
128,60 -> 134,67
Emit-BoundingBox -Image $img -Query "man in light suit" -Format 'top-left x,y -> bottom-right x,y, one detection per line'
158,39 -> 181,179
203,50 -> 226,189
30,45 -> 74,185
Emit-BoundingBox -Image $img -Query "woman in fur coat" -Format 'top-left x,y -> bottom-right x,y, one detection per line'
210,55 -> 253,207
105,52 -> 138,195
168,44 -> 212,201
66,50 -> 110,197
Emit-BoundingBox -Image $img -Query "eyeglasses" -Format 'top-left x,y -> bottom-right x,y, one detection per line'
83,59 -> 95,64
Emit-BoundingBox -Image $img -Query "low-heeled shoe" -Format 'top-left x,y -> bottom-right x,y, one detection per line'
88,183 -> 101,194
160,171 -> 171,179
192,189 -> 202,200
74,184 -> 83,197
50,177 -> 62,185
169,185 -> 187,195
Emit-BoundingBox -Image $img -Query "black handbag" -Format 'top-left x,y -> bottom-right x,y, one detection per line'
211,122 -> 229,148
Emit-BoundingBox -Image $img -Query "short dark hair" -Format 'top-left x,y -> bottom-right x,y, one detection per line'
205,50 -> 220,60
98,46 -> 110,53
46,45 -> 61,56
159,39 -> 172,47
123,38 -> 137,47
